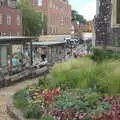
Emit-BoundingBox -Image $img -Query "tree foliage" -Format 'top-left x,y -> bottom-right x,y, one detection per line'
17,0 -> 44,36
72,10 -> 87,24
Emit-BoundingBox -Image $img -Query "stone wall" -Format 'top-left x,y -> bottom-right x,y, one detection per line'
95,0 -> 112,47
95,0 -> 120,49
112,27 -> 120,47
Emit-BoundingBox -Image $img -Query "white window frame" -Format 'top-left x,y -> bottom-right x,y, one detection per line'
49,1 -> 52,8
111,0 -> 120,27
7,15 -> 12,25
17,32 -> 20,36
0,13 -> 3,24
16,15 -> 21,26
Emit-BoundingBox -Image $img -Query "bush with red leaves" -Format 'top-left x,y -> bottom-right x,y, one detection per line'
92,96 -> 120,120
14,87 -> 120,120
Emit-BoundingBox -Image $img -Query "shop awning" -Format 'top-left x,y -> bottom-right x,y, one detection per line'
0,36 -> 36,44
32,41 -> 66,46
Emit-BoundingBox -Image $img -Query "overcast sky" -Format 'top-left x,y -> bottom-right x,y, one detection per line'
69,0 -> 96,20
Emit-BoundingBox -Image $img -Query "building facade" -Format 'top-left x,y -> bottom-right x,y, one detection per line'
0,0 -> 22,36
32,0 -> 72,35
95,0 -> 120,49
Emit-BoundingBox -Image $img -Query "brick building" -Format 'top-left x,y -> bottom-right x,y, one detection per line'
32,0 -> 72,35
0,0 -> 22,36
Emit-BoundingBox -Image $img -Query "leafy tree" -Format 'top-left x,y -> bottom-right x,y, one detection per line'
72,10 -> 78,20
72,10 -> 87,24
17,0 -> 44,36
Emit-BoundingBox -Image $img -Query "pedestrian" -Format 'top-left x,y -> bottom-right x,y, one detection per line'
19,59 -> 22,71
0,67 -> 5,86
41,50 -> 46,61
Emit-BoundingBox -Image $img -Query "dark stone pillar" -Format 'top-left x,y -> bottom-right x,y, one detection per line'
95,0 -> 112,47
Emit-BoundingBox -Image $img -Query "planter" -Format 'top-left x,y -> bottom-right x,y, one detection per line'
1,66 -> 48,88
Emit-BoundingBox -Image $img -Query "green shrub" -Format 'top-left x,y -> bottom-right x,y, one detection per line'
97,61 -> 120,95
40,115 -> 54,120
90,48 -> 105,62
53,89 -> 110,117
13,56 -> 120,119
38,76 -> 50,89
49,58 -> 97,89
45,58 -> 120,95
13,89 -> 28,109
90,48 -> 120,62
23,103 -> 44,119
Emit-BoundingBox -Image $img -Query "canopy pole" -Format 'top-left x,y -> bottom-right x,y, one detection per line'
64,44 -> 66,61
30,41 -> 33,65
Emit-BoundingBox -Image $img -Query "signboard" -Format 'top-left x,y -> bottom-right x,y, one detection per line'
82,32 -> 93,40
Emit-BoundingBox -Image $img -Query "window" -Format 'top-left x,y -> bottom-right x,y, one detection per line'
0,14 -> 3,24
0,32 -> 6,36
117,0 -> 120,24
38,0 -> 42,6
17,15 -> 21,25
9,32 -> 12,36
112,0 -> 120,26
0,1 -> 6,7
17,32 -> 20,36
0,32 -> 2,36
0,2 -> 3,6
49,1 -> 52,8
7,15 -> 11,25
53,4 -> 56,9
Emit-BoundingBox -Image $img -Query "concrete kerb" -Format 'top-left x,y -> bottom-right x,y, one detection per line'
7,98 -> 36,120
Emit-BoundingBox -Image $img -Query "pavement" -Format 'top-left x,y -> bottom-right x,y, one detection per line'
0,78 -> 39,120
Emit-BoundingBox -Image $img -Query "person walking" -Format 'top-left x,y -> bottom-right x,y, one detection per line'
41,50 -> 46,61
0,67 -> 5,86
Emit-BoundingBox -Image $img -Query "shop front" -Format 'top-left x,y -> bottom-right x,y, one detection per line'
32,41 -> 66,65
0,36 -> 34,74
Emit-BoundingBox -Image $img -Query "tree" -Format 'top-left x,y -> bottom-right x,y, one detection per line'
72,10 -> 78,20
17,0 -> 44,36
72,10 -> 87,24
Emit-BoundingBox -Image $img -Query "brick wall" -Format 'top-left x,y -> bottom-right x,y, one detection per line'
32,0 -> 72,35
0,7 -> 22,36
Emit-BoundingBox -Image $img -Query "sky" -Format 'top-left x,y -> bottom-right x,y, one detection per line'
69,0 -> 96,21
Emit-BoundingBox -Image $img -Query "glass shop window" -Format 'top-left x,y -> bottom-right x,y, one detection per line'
0,46 -> 7,66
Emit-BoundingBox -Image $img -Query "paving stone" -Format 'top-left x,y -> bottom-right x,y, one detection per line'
0,78 -> 38,120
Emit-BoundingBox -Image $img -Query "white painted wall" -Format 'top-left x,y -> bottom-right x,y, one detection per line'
82,32 -> 93,40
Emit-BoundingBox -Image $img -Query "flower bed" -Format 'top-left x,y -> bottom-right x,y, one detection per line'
13,58 -> 120,120
13,86 -> 119,120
